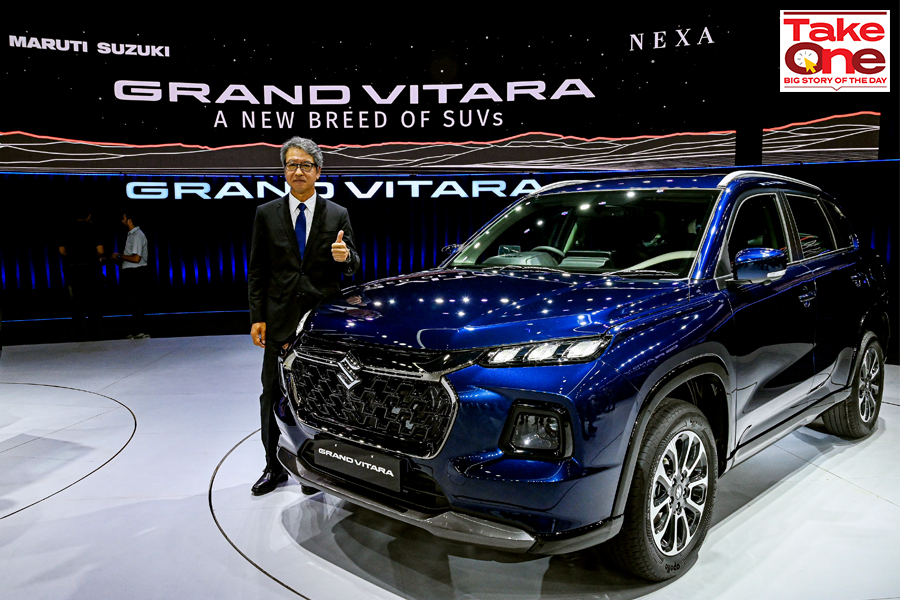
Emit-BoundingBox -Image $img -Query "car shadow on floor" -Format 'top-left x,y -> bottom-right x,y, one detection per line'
0,434 -> 95,519
284,497 -> 674,600
281,417 -> 886,600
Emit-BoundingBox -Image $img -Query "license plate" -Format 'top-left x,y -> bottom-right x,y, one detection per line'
310,440 -> 402,492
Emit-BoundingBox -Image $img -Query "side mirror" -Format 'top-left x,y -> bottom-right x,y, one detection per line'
732,248 -> 787,284
441,244 -> 461,256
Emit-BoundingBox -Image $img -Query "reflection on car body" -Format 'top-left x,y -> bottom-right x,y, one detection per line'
275,171 -> 890,581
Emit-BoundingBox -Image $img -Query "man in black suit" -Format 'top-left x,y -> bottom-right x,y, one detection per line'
248,136 -> 360,495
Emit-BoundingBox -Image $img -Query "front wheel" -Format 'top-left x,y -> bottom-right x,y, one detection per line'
608,399 -> 717,581
822,332 -> 884,439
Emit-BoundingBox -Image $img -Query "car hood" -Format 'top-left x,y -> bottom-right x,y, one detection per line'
305,269 -> 691,351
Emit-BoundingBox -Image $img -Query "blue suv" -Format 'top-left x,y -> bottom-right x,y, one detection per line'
276,171 -> 889,580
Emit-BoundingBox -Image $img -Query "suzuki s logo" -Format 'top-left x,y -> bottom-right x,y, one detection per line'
336,352 -> 363,390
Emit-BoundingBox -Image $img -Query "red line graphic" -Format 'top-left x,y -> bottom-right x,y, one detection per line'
0,112 -> 880,151
762,111 -> 880,132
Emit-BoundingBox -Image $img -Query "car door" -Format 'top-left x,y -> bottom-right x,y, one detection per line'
719,192 -> 817,447
783,194 -> 870,400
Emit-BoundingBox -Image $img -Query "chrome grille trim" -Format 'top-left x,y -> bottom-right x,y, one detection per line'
292,349 -> 438,381
284,348 -> 459,459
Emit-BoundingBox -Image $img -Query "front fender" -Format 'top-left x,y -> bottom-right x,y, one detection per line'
597,291 -> 736,520
609,357 -> 733,519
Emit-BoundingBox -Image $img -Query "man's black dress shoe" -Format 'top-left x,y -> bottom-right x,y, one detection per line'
251,468 -> 288,496
300,485 -> 320,496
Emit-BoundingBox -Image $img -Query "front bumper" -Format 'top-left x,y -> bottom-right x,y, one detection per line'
277,444 -> 623,554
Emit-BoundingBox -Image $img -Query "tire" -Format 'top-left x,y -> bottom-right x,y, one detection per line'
608,399 -> 717,581
822,332 -> 884,439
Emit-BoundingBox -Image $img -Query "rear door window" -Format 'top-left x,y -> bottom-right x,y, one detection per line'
785,195 -> 836,258
821,200 -> 856,249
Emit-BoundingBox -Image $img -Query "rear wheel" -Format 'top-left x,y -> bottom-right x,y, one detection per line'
609,399 -> 717,581
822,332 -> 883,439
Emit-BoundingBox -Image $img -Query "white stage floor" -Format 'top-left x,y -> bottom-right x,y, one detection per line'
0,336 -> 897,600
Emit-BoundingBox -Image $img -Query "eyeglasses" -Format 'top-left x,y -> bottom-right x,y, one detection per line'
284,162 -> 317,173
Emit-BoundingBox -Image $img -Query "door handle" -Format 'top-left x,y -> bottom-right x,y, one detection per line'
798,289 -> 816,308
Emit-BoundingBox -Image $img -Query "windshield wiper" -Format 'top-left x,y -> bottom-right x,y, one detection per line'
611,269 -> 679,278
492,264 -> 567,273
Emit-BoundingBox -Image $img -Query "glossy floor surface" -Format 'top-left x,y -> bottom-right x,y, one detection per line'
0,336 -> 897,600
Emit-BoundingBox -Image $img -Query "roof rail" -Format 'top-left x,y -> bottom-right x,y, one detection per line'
533,179 -> 590,194
718,170 -> 821,191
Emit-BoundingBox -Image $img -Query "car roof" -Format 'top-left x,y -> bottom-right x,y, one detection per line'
533,170 -> 821,196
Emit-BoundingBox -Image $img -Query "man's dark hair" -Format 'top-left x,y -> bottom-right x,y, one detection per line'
280,137 -> 324,169
125,212 -> 140,226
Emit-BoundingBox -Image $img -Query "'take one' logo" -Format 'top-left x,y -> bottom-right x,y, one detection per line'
780,10 -> 890,92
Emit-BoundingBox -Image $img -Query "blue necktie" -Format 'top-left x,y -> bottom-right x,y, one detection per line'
295,203 -> 306,260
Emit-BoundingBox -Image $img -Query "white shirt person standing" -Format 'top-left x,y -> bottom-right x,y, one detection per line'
111,213 -> 150,339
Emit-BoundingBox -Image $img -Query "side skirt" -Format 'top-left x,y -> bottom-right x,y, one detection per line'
726,386 -> 851,469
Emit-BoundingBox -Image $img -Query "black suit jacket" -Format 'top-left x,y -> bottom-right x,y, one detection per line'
248,194 -> 360,341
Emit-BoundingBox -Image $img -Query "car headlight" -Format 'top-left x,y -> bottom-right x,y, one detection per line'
480,335 -> 610,367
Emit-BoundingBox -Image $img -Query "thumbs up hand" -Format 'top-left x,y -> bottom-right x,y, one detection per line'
331,230 -> 349,263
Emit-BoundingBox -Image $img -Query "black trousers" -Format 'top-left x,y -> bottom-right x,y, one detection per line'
259,342 -> 285,471
121,266 -> 148,334
65,264 -> 102,339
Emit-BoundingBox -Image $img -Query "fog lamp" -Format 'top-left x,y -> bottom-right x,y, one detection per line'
510,412 -> 560,451
501,403 -> 572,459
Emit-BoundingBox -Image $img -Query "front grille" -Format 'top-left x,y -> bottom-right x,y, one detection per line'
287,346 -> 457,458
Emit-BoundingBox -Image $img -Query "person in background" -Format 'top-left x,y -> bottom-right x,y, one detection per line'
59,206 -> 105,340
111,212 -> 150,340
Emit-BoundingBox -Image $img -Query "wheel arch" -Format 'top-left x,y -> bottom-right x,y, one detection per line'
860,305 -> 890,355
611,356 -> 733,519
846,306 -> 892,388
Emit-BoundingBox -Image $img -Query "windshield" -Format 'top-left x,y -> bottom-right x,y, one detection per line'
449,189 -> 719,277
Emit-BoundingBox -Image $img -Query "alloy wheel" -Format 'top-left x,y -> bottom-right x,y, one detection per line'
858,346 -> 882,423
649,430 -> 709,556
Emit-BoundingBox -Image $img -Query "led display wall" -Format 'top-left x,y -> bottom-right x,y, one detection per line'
0,14 -> 896,342
1,14 -> 895,174
2,163 -> 895,323
0,171 -> 553,321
